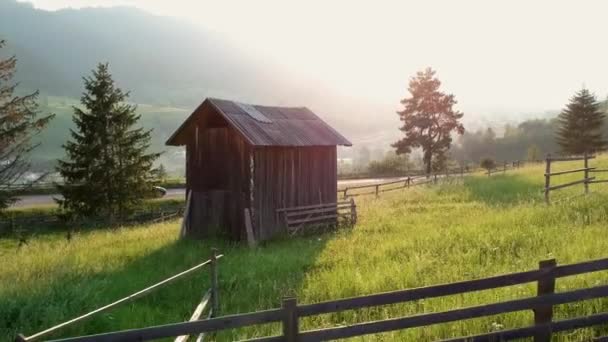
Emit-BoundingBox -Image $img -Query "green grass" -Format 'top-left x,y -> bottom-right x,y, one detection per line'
2,157 -> 608,341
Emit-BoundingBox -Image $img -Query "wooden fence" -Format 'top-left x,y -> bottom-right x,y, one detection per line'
1,207 -> 184,237
40,257 -> 608,342
16,250 -> 222,342
486,160 -> 524,176
338,167 -> 472,199
543,153 -> 608,204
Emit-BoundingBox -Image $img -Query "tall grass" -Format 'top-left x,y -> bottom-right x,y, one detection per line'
2,158 -> 608,340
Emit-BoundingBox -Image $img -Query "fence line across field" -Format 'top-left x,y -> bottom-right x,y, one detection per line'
16,250 -> 223,342
543,153 -> 608,204
340,161 -> 523,199
38,256 -> 608,342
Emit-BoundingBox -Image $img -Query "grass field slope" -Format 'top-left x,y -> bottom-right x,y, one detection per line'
2,157 -> 608,340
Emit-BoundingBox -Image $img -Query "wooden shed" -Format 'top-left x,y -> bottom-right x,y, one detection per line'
166,98 -> 352,241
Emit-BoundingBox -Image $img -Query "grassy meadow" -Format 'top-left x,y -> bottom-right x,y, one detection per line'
2,157 -> 608,340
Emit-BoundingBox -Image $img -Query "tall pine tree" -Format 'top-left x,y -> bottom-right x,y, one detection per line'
0,40 -> 54,210
392,68 -> 464,176
556,88 -> 607,154
57,63 -> 160,220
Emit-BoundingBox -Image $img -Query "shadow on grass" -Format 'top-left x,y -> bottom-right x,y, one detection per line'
464,174 -> 543,205
2,231 -> 330,341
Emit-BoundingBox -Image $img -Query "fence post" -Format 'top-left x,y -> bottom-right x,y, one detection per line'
503,161 -> 507,173
544,154 -> 551,204
534,259 -> 557,342
461,166 -> 464,178
375,184 -> 379,198
282,297 -> 299,342
406,177 -> 411,188
434,174 -> 437,184
584,152 -> 589,195
343,188 -> 348,199
210,248 -> 219,317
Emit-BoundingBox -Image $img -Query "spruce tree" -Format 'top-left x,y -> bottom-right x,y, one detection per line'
0,40 -> 54,210
556,88 -> 607,155
57,63 -> 160,220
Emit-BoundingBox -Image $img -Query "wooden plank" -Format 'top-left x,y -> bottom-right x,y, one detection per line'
284,205 -> 350,217
298,268 -> 545,316
549,155 -> 595,162
439,311 -> 608,342
174,290 -> 212,342
547,177 -> 595,191
244,209 -> 256,248
49,308 -> 284,342
276,201 -> 351,213
588,179 -> 608,184
297,257 -> 608,317
544,167 -> 594,176
298,284 -> 608,342
553,257 -> 608,278
287,213 -> 351,226
282,298 -> 298,342
534,259 -> 556,342
179,190 -> 193,238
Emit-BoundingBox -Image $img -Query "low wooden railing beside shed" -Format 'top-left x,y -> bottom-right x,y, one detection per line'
276,199 -> 356,235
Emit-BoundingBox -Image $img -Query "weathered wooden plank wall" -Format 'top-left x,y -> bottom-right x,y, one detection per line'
253,146 -> 337,240
186,126 -> 251,239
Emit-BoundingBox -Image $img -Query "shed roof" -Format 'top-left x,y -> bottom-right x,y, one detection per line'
166,98 -> 352,147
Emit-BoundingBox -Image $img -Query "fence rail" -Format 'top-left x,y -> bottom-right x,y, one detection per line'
338,167 -> 473,199
16,250 -> 222,342
543,153 -> 607,204
486,160 -> 524,176
42,257 -> 608,342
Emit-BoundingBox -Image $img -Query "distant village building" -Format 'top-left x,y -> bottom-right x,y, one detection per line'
166,98 -> 351,241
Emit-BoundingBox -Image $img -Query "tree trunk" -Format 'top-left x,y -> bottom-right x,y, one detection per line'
424,150 -> 432,178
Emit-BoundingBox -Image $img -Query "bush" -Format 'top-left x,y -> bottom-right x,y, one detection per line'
480,158 -> 496,171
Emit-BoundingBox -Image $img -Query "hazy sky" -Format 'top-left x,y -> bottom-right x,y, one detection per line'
19,0 -> 608,113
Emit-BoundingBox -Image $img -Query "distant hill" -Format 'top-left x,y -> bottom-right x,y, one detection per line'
0,0 -> 291,106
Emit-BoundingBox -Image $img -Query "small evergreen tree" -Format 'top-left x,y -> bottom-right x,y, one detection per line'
392,68 -> 465,177
556,88 -> 607,154
0,40 -> 54,210
57,63 -> 160,220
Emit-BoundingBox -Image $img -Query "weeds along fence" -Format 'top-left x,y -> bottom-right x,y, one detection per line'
486,160 -> 524,176
16,250 -> 222,342
543,153 -> 608,204
37,257 -> 608,342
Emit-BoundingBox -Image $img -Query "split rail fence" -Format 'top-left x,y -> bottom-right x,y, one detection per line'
338,167 -> 472,199
486,160 -> 524,176
38,257 -> 608,342
16,250 -> 222,342
543,153 -> 608,204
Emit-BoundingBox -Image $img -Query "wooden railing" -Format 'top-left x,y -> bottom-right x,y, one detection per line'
16,250 -> 222,342
486,160 -> 524,176
543,153 -> 608,204
276,199 -> 356,235
43,257 -> 608,342
338,167 -> 473,199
